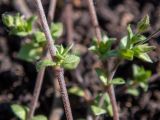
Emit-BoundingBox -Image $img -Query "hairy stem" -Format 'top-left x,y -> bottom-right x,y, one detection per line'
34,0 -> 73,119
107,85 -> 119,120
34,0 -> 56,58
27,0 -> 57,119
48,0 -> 57,24
65,0 -> 73,44
54,67 -> 73,120
86,0 -> 102,43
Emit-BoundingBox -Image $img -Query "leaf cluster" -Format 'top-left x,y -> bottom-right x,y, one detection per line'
2,13 -> 80,70
127,64 -> 151,96
89,15 -> 155,63
11,104 -> 47,120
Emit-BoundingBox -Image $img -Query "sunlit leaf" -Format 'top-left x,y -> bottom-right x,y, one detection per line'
11,104 -> 26,120
68,86 -> 85,97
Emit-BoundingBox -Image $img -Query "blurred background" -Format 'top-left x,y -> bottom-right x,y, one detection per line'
0,0 -> 160,120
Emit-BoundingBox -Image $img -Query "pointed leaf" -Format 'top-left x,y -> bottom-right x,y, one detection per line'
11,104 -> 26,120
91,105 -> 106,116
119,49 -> 134,60
95,68 -> 108,85
110,78 -> 125,85
62,54 -> 80,69
135,53 -> 152,63
137,15 -> 150,33
68,86 -> 85,97
36,59 -> 56,71
32,115 -> 47,120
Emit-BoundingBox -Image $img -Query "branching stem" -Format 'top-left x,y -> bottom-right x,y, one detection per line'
87,0 -> 120,119
32,0 -> 73,120
86,0 -> 102,43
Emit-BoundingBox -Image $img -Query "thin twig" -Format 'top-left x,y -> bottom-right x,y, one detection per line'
86,0 -> 102,43
48,0 -> 57,24
106,60 -> 121,120
86,0 -> 120,119
54,67 -> 73,120
107,85 -> 119,120
65,0 -> 73,44
34,0 -> 56,58
138,28 -> 160,45
27,57 -> 46,120
28,0 -> 58,119
34,0 -> 73,120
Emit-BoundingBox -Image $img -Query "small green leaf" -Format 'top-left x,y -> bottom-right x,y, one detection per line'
32,115 -> 47,120
139,82 -> 148,92
131,34 -> 146,44
127,88 -> 139,96
137,15 -> 150,33
91,105 -> 106,116
133,64 -> 151,82
26,16 -> 37,31
51,22 -> 63,39
33,31 -> 46,43
95,68 -> 108,85
135,53 -> 152,63
132,44 -> 155,55
17,43 -> 42,62
36,59 -> 56,71
10,28 -> 32,36
119,49 -> 134,60
119,36 -> 128,49
68,86 -> 85,97
2,13 -> 14,27
110,78 -> 125,85
126,24 -> 133,48
11,104 -> 26,120
62,54 -> 80,69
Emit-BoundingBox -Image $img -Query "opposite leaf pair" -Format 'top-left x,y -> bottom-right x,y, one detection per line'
36,44 -> 80,70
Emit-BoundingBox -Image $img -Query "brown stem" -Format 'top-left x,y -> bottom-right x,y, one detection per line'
27,0 -> 58,119
54,67 -> 73,120
34,0 -> 56,59
107,85 -> 119,120
48,0 -> 57,24
86,0 -> 102,43
34,0 -> 73,119
87,0 -> 120,119
65,0 -> 73,44
27,68 -> 45,120
106,60 -> 121,120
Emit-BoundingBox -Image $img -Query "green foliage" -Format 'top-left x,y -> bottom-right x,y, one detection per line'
17,42 -> 43,62
89,15 -> 154,63
36,44 -> 80,70
68,86 -> 85,97
2,13 -> 36,36
95,68 -> 108,85
36,59 -> 56,71
50,22 -> 63,39
89,35 -> 117,60
2,13 -> 65,63
91,94 -> 113,116
11,104 -> 47,120
2,13 -> 80,69
127,64 -> 151,96
31,115 -> 47,120
137,15 -> 150,33
109,78 -> 125,85
11,104 -> 26,120
118,16 -> 154,62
